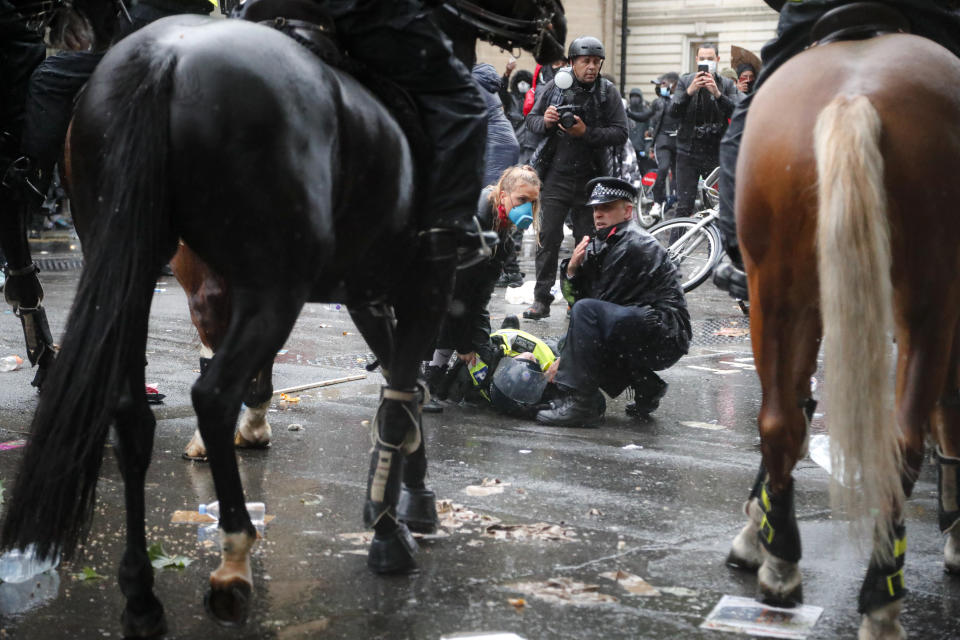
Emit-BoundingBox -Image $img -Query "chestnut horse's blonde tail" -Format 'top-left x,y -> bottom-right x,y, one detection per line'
815,94 -> 903,562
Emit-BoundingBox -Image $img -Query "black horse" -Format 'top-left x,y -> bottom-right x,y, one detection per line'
0,0 -> 564,636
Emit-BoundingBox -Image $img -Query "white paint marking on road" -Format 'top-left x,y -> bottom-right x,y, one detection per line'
720,361 -> 756,370
686,365 -> 739,375
681,421 -> 727,431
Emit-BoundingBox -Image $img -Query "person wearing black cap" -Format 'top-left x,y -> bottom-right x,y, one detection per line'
522,36 -> 629,320
714,0 -> 960,301
535,177 -> 692,427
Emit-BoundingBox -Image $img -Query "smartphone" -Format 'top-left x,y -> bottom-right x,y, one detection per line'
697,64 -> 709,74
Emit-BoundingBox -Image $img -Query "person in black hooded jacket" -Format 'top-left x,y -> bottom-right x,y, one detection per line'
714,0 -> 960,301
535,177 -> 691,427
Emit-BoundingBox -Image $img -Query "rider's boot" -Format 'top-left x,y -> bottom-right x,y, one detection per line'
1,154 -> 57,388
456,216 -> 499,269
713,243 -> 749,301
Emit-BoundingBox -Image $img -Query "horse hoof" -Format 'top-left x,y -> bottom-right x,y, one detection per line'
758,555 -> 803,607
945,528 -> 960,574
234,430 -> 270,450
858,601 -> 905,640
367,524 -> 418,574
121,603 -> 167,638
183,430 -> 208,461
204,579 -> 252,627
727,499 -> 763,572
397,486 -> 439,535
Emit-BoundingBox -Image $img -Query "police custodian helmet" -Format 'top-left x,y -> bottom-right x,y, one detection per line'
567,36 -> 605,60
585,176 -> 639,206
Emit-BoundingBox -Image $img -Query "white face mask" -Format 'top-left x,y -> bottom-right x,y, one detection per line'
700,59 -> 717,75
517,81 -> 531,94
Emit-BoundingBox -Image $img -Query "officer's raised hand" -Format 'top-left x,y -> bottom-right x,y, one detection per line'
559,115 -> 587,137
544,105 -> 561,128
567,235 -> 591,277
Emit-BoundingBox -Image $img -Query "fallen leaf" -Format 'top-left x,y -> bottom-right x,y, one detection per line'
436,500 -> 502,530
72,566 -> 105,581
148,542 -> 194,570
659,586 -> 698,597
587,508 -> 603,517
599,570 -> 660,596
465,485 -> 505,496
484,522 -> 576,542
507,578 -> 617,606
507,597 -> 526,610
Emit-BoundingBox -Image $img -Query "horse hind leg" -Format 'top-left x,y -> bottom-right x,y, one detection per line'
857,317 -> 958,639
191,288 -> 306,624
931,322 -> 960,575
235,365 -> 273,449
113,372 -> 167,638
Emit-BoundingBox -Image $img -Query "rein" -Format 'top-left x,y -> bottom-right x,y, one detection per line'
442,0 -> 556,51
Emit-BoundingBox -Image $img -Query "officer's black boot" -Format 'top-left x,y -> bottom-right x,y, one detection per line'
535,386 -> 605,427
421,363 -> 446,414
625,370 -> 668,417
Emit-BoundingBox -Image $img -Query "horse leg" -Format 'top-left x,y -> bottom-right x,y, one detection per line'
235,364 -> 273,449
855,316 -> 953,639
113,371 -> 167,637
350,303 -> 439,536
362,240 -> 455,572
745,276 -> 821,607
191,288 -> 305,624
928,320 -> 960,575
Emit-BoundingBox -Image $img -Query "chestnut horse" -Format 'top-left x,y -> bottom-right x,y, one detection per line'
725,34 -> 960,639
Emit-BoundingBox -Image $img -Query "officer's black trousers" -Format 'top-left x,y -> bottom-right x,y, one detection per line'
717,0 -> 960,253
554,299 -> 688,398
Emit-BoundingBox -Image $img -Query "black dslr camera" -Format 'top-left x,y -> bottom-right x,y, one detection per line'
556,104 -> 581,129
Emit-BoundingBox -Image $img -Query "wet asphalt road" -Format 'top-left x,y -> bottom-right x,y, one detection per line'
0,235 -> 959,639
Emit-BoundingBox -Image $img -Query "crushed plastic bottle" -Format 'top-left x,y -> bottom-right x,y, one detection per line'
0,545 -> 60,584
0,355 -> 24,372
199,500 -> 265,525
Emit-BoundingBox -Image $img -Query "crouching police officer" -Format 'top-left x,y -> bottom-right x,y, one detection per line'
536,177 -> 692,427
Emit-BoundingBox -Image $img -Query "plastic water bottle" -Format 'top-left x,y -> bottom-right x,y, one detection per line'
0,545 -> 60,584
0,355 -> 23,372
199,500 -> 265,525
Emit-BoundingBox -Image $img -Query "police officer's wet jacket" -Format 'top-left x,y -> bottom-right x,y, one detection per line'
560,222 -> 691,342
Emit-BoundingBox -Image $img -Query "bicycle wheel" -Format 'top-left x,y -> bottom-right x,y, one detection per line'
647,218 -> 722,292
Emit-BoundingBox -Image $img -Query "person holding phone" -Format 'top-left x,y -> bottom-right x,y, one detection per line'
667,43 -> 738,220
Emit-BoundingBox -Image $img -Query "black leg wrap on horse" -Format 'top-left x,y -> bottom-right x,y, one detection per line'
758,478 -> 802,563
857,522 -> 907,614
200,356 -> 212,376
243,370 -> 272,407
17,304 -> 56,388
801,397 -> 817,423
937,446 -> 960,534
363,387 -> 423,530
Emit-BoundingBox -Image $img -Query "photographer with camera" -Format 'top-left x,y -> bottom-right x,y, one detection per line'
522,36 -> 628,320
668,43 -> 738,219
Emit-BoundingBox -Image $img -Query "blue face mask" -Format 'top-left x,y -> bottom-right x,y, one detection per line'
507,201 -> 533,230
660,87 -> 669,97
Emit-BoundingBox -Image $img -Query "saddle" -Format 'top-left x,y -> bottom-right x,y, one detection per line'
810,2 -> 910,47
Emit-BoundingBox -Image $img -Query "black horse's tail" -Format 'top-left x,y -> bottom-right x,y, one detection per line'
1,46 -> 179,560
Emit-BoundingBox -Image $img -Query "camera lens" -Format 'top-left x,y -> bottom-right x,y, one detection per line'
559,111 -> 576,128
